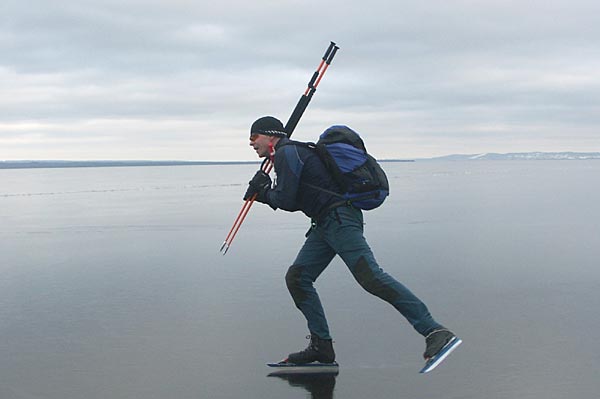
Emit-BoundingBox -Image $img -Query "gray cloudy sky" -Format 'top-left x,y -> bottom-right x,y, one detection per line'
2,0 -> 599,160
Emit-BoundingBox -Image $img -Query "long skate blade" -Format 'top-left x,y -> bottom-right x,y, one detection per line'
419,337 -> 462,374
267,361 -> 339,375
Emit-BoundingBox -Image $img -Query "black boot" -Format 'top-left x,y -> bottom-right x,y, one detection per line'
286,335 -> 336,364
423,328 -> 456,359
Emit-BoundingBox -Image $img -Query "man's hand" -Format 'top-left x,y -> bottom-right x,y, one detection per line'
243,170 -> 272,203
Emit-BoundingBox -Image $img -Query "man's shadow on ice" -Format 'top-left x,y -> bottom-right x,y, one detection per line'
268,372 -> 337,399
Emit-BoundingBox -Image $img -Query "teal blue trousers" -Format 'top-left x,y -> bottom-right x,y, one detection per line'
286,205 -> 442,340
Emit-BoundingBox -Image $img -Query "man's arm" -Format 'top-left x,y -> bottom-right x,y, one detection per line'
265,145 -> 304,211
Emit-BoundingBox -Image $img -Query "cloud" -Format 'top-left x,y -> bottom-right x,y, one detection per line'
2,0 -> 599,160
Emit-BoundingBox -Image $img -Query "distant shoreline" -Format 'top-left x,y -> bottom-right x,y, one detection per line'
2,152 -> 599,169
0,160 -> 261,170
0,159 -> 416,170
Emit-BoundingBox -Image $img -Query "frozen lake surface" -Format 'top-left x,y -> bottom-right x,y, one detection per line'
1,161 -> 599,398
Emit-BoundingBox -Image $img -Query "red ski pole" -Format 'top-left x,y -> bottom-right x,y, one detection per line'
220,42 -> 339,255
220,159 -> 273,254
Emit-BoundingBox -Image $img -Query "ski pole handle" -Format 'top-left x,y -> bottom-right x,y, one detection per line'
285,42 -> 340,137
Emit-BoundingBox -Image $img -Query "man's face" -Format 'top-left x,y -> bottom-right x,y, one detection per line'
249,133 -> 275,158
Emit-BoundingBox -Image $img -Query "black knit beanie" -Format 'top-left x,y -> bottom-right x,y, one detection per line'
250,116 -> 287,138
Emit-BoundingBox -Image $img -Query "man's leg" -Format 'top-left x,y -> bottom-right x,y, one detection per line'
286,228 -> 336,340
323,206 -> 443,336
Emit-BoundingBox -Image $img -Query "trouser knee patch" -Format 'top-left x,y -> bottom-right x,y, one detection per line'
354,256 -> 400,304
285,264 -> 307,305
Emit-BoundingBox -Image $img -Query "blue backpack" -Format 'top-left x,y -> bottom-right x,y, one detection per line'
293,125 -> 389,210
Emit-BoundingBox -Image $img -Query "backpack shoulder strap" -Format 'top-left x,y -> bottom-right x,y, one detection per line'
279,139 -> 316,149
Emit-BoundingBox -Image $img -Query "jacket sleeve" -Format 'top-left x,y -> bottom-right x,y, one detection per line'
265,145 -> 304,211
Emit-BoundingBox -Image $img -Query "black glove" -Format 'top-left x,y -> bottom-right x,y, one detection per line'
243,170 -> 272,203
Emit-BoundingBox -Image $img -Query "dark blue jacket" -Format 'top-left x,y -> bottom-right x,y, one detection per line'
265,137 -> 339,219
